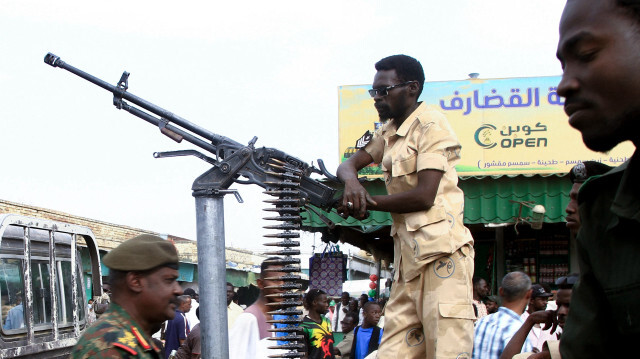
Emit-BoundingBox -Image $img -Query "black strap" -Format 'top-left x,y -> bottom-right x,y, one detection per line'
350,326 -> 359,356
367,326 -> 381,355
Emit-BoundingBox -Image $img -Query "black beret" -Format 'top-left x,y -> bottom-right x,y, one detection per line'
569,161 -> 613,183
103,234 -> 179,271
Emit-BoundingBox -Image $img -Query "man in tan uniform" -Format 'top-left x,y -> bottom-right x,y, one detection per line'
337,54 -> 475,359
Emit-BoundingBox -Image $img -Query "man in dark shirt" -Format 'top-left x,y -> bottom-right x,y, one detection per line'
565,161 -> 612,236
176,307 -> 201,359
164,295 -> 191,358
556,0 -> 640,357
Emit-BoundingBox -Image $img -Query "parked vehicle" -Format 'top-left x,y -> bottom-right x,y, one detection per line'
0,214 -> 102,358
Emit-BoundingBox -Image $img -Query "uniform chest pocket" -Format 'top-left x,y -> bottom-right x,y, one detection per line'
391,153 -> 417,178
605,283 -> 640,335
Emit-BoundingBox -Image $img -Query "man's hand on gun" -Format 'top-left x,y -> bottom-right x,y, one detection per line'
337,178 -> 377,220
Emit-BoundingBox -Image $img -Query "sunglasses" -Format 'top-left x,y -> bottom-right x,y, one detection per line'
368,81 -> 416,97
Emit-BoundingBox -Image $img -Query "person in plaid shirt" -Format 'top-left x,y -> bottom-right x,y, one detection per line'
473,272 -> 533,359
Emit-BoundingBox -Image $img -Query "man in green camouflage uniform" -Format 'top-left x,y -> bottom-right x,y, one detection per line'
71,234 -> 183,358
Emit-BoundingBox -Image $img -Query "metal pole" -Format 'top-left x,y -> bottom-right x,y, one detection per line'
195,195 -> 229,359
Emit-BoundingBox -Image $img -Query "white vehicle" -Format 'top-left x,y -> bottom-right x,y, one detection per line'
0,214 -> 102,358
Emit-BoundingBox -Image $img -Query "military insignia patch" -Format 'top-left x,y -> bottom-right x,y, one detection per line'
433,257 -> 455,278
405,328 -> 424,347
355,130 -> 373,149
114,330 -> 138,355
131,326 -> 151,350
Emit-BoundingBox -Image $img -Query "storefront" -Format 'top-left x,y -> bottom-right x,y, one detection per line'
319,74 -> 634,294
459,173 -> 573,291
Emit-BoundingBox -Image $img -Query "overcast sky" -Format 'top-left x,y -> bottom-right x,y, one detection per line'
0,1 -> 567,253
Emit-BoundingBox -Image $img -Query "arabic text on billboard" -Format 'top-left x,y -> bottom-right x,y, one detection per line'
338,76 -> 634,176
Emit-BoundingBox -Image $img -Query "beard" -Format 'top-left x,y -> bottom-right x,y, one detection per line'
582,107 -> 640,152
375,103 -> 394,121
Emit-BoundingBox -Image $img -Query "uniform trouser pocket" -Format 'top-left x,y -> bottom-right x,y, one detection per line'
378,245 -> 474,359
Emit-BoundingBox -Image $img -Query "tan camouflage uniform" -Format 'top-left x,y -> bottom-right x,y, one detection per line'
363,103 -> 475,359
71,302 -> 162,358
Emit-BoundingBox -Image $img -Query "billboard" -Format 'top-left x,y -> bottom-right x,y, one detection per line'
338,76 -> 635,176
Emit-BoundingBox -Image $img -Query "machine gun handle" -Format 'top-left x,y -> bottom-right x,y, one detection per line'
315,159 -> 368,185
315,159 -> 339,183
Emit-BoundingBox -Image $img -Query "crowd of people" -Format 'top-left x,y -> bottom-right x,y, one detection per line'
298,289 -> 385,359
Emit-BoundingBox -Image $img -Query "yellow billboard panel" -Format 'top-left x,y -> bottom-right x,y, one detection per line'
338,76 -> 634,176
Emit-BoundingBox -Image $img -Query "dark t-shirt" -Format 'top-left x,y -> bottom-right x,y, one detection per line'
164,310 -> 189,359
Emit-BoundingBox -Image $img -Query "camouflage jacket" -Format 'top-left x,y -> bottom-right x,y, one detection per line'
71,302 -> 162,358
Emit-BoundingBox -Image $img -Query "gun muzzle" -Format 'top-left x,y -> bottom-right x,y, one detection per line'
44,53 -> 61,67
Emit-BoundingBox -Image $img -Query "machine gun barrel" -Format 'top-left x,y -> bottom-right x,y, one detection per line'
44,53 -> 240,150
44,53 -> 338,211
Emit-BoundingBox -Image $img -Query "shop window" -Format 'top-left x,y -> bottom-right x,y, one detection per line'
0,258 -> 26,331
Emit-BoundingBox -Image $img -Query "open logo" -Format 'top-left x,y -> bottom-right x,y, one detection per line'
474,124 -> 497,149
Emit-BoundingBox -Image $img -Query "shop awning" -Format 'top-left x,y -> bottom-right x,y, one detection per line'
226,268 -> 258,288
302,174 -> 571,229
459,174 -> 571,224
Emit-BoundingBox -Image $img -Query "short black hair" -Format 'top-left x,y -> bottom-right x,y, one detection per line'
183,288 -> 197,298
375,55 -> 425,98
107,269 -> 128,297
344,311 -> 359,323
363,301 -> 381,312
472,277 -> 486,286
305,288 -> 327,309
